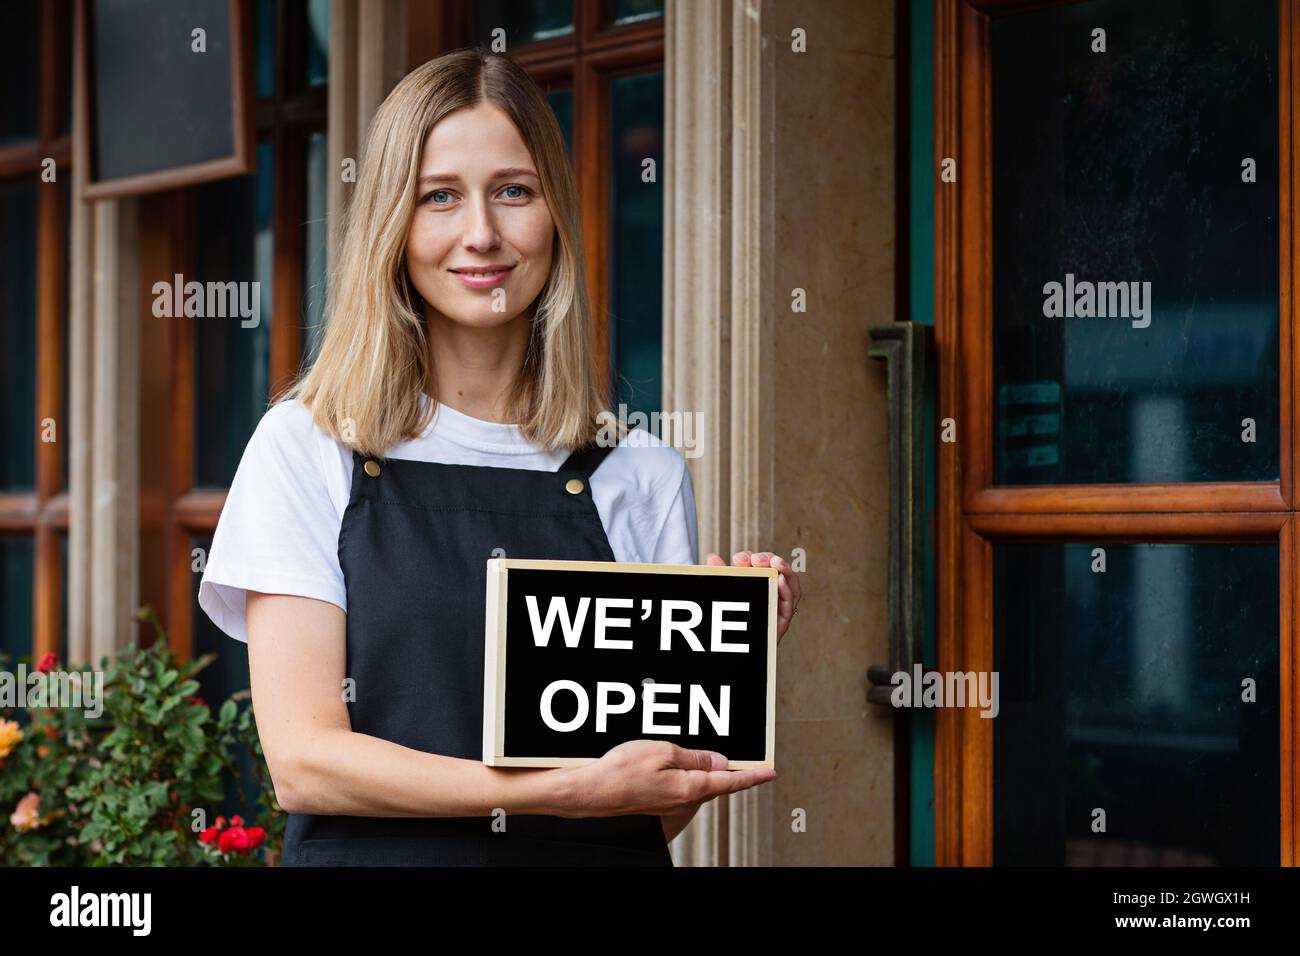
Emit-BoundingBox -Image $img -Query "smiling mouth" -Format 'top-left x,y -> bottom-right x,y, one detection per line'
449,265 -> 515,276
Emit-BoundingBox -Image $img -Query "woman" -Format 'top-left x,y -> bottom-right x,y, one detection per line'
198,47 -> 802,866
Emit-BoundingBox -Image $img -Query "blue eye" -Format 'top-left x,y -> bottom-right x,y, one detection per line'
428,189 -> 452,204
501,184 -> 529,199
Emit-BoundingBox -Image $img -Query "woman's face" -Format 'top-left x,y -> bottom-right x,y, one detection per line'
405,101 -> 555,328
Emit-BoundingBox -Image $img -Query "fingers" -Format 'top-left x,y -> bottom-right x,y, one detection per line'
706,767 -> 776,796
704,552 -> 727,567
668,744 -> 726,772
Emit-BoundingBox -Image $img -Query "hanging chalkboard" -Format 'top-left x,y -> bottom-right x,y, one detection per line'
76,0 -> 253,199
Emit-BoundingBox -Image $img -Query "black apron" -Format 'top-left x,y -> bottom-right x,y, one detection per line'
278,441 -> 674,866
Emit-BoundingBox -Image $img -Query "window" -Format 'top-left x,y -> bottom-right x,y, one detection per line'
935,0 -> 1298,865
0,0 -> 73,666
137,0 -> 329,673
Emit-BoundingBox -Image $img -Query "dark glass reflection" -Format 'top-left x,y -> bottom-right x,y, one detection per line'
610,71 -> 664,421
994,542 -> 1279,865
254,0 -> 276,97
471,0 -> 573,44
546,88 -> 573,156
0,180 -> 38,490
611,0 -> 664,25
992,0 -> 1279,484
0,1 -> 39,144
306,0 -> 330,88
303,131 -> 328,365
191,536 -> 260,818
192,142 -> 273,488
0,537 -> 34,665
57,0 -> 73,136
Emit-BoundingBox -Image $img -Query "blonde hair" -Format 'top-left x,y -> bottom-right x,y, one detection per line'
285,47 -> 611,457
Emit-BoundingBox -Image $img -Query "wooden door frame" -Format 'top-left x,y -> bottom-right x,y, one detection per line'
934,0 -> 1300,865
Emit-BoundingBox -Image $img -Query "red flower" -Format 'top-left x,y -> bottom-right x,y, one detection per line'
246,827 -> 266,848
35,653 -> 57,674
230,815 -> 244,828
186,696 -> 207,709
214,816 -> 226,829
199,826 -> 220,845
219,826 -> 254,854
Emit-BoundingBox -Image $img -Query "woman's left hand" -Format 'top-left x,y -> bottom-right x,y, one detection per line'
704,550 -> 803,644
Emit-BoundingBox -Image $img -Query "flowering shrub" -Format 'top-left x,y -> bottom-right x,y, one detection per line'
0,608 -> 284,866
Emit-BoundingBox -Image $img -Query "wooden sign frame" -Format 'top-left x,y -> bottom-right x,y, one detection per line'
75,0 -> 255,201
483,558 -> 778,770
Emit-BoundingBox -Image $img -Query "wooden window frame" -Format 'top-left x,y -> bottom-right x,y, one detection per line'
934,0 -> 1300,865
0,1 -> 73,661
434,0 -> 665,393
138,0 -> 327,660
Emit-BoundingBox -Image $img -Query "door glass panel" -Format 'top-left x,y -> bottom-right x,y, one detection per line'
0,535 -> 34,655
303,130 -> 328,365
991,0 -> 1279,485
609,71 -> 664,421
994,542 -> 1279,865
471,1 -> 573,44
193,141 -> 274,488
0,1 -> 39,144
191,535 -> 260,818
0,180 -> 38,491
306,0 -> 330,88
546,87 -> 573,156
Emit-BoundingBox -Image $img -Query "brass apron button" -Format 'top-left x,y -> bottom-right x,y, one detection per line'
565,478 -> 584,495
364,460 -> 381,478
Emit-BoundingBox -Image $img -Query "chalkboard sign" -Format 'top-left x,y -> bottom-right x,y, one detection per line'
76,0 -> 253,199
483,559 -> 777,769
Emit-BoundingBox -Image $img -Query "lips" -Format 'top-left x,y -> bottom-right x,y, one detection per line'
450,265 -> 514,276
449,264 -> 516,289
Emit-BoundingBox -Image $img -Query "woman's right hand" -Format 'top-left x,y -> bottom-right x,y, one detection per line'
558,739 -> 776,819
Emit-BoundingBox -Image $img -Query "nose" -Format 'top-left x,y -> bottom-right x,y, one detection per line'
461,194 -> 500,252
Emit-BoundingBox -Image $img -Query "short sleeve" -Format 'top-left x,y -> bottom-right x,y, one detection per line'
649,455 -> 699,565
198,400 -> 348,644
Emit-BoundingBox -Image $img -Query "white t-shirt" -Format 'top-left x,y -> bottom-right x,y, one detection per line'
198,394 -> 699,644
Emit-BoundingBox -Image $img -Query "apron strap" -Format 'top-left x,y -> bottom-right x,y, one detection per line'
559,440 -> 616,478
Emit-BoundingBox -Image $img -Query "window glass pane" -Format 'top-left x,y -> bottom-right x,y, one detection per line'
609,71 -> 664,420
611,0 -> 664,26
254,0 -> 276,97
306,0 -> 329,88
994,542 -> 1279,865
0,1 -> 39,144
991,0 -> 1279,485
0,180 -> 38,490
57,0 -> 73,137
471,0 -> 573,44
545,87 -> 573,157
193,141 -> 273,488
303,130 -> 329,364
0,537 -> 34,666
191,535 -> 261,818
